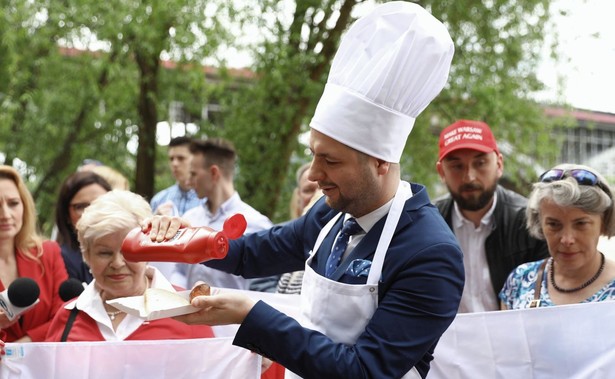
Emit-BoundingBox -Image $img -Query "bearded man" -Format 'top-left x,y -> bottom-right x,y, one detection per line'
435,120 -> 548,313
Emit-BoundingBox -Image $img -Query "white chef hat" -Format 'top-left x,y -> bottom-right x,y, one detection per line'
310,1 -> 454,163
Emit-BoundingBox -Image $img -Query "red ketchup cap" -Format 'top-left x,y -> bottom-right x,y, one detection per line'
223,214 -> 247,240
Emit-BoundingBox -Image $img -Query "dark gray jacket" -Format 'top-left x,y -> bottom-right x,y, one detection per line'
435,185 -> 549,301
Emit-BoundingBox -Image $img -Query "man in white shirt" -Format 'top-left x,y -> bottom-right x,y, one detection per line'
173,138 -> 273,290
435,120 -> 549,313
149,136 -> 203,280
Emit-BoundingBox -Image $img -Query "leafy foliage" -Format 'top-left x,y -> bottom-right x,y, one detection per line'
222,0 -> 559,221
0,0 -> 230,233
1,0 -> 560,232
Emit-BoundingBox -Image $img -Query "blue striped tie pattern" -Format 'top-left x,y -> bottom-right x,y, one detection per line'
325,217 -> 363,277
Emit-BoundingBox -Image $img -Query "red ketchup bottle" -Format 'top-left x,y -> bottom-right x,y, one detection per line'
121,213 -> 247,264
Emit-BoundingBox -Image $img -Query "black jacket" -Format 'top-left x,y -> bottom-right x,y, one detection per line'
435,185 -> 549,302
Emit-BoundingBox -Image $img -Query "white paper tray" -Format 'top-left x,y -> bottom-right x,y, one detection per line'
106,290 -> 200,321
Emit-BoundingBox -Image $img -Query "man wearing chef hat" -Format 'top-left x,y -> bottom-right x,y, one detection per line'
164,2 -> 465,378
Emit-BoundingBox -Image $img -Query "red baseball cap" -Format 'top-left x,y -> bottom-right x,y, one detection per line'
438,120 -> 499,161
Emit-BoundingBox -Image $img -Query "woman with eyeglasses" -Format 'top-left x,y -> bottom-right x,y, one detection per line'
0,165 -> 68,342
55,171 -> 112,284
500,163 -> 615,309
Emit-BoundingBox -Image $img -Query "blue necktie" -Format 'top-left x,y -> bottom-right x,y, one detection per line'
325,217 -> 363,278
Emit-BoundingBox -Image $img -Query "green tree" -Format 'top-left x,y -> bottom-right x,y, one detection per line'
1,0 -> 562,231
0,0 -> 231,233
52,0 -> 232,197
220,0 -> 364,222
221,0 -> 559,223
421,0 -> 560,195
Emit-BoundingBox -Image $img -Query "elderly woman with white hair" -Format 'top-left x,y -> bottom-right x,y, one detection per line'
500,164 -> 615,309
45,190 -> 214,341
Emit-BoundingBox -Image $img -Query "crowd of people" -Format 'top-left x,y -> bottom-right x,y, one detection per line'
1,1 -> 613,378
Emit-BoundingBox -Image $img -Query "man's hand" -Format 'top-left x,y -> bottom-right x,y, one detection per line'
140,216 -> 191,242
174,291 -> 257,326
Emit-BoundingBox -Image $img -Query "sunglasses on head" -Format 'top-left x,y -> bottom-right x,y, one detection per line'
539,168 -> 612,196
540,168 -> 599,186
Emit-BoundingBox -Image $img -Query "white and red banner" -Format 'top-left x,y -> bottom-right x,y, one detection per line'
3,290 -> 613,378
2,337 -> 260,379
1,290 -> 302,379
429,301 -> 615,379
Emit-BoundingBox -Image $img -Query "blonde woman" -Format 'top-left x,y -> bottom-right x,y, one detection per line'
0,165 -> 68,342
46,190 -> 213,341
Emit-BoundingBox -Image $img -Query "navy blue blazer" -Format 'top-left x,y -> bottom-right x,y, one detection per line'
205,183 -> 464,379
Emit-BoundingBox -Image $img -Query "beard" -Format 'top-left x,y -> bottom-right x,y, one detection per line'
322,166 -> 379,217
324,183 -> 373,216
449,181 -> 497,211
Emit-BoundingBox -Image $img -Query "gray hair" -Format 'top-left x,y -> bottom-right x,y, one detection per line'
77,190 -> 152,258
295,162 -> 311,185
526,164 -> 615,239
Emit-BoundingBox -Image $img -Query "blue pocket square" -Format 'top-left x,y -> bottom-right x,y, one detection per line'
346,259 -> 371,277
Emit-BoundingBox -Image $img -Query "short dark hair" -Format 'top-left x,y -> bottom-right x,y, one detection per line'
168,136 -> 193,148
190,138 -> 236,177
55,171 -> 112,249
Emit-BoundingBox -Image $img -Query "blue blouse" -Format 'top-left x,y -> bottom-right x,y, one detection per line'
499,259 -> 615,309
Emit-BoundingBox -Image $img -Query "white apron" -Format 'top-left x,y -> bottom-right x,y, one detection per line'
286,181 -> 420,379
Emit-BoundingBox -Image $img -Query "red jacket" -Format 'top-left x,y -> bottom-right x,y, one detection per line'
0,241 -> 69,342
45,307 -> 214,341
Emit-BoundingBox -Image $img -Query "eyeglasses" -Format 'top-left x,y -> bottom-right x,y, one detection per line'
70,202 -> 91,214
539,168 -> 611,195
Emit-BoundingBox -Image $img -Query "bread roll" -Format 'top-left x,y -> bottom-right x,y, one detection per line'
189,283 -> 211,301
